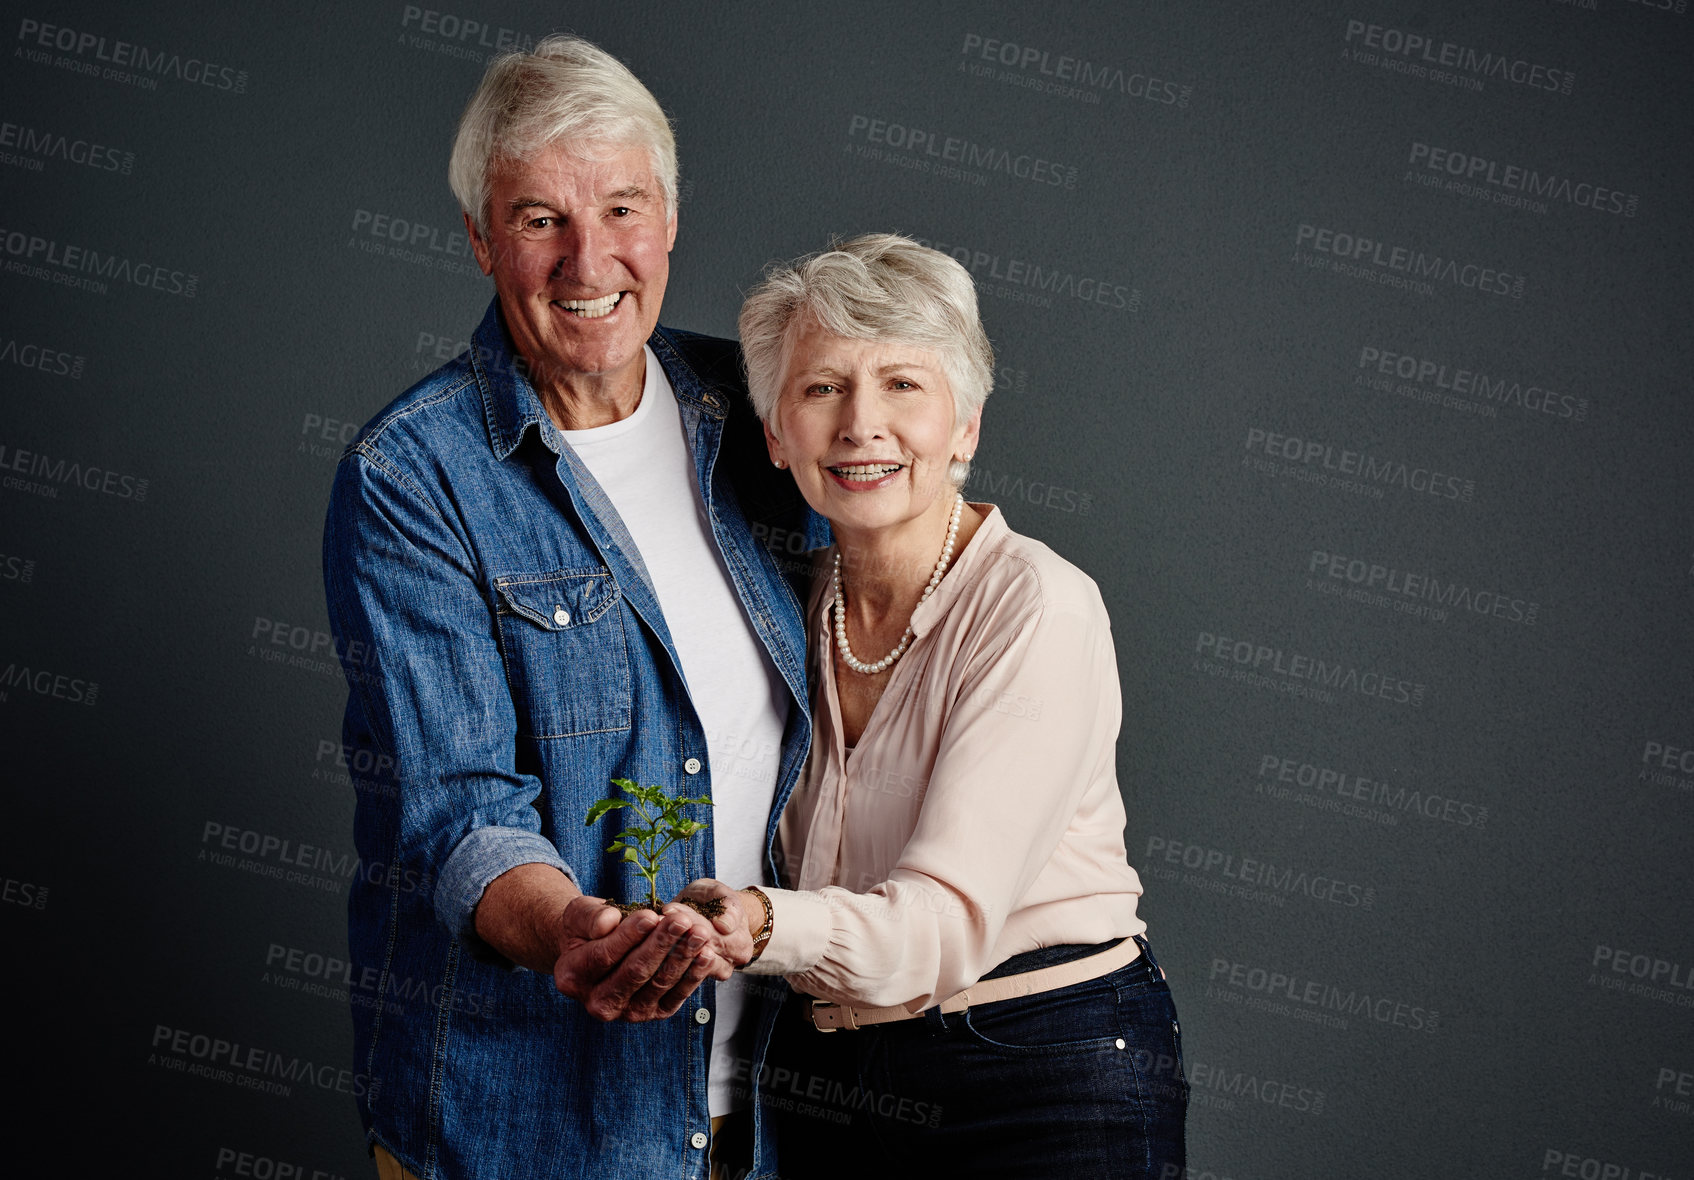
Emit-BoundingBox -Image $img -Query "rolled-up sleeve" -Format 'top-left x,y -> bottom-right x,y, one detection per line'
324,444 -> 573,964
744,596 -> 1130,1009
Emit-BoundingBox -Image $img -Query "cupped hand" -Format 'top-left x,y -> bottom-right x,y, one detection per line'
552,895 -> 726,1023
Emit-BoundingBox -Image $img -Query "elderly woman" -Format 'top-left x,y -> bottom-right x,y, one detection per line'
686,233 -> 1186,1177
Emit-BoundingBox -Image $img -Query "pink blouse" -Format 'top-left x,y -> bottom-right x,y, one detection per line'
744,504 -> 1146,1009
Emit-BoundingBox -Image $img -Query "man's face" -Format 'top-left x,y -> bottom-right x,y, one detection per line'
467,141 -> 676,399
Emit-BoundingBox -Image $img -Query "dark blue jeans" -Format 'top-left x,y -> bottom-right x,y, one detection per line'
764,937 -> 1187,1179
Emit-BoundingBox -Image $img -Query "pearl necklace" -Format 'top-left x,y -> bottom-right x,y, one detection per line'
833,493 -> 964,676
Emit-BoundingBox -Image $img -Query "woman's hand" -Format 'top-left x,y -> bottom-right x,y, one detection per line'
675,878 -> 758,968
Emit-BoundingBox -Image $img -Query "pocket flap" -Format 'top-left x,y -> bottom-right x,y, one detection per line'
493,568 -> 620,631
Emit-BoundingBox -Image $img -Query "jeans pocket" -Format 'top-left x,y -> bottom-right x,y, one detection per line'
1114,989 -> 1188,1109
959,982 -> 1126,1055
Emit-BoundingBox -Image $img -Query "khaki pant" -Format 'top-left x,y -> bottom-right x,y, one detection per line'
374,1113 -> 749,1180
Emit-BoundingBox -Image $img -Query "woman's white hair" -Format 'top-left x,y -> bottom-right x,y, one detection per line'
449,34 -> 677,235
739,233 -> 994,488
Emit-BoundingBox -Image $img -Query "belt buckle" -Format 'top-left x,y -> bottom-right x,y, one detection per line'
809,999 -> 840,1033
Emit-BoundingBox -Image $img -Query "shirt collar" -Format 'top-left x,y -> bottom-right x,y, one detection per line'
812,502 -> 1008,642
910,502 -> 1005,638
470,298 -> 732,462
471,299 -> 550,461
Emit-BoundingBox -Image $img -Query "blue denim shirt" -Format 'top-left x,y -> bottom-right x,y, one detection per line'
322,299 -> 827,1179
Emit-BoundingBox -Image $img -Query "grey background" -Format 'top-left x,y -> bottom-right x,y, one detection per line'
2,1 -> 1691,1175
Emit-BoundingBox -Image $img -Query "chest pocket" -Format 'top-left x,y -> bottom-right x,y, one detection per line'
493,568 -> 631,738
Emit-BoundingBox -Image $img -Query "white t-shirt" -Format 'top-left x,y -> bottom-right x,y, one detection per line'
559,346 -> 788,1116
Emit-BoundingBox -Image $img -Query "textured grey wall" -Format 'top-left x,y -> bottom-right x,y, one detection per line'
3,1 -> 1691,1175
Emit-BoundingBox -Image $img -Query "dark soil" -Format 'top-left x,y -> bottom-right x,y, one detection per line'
607,897 -> 726,920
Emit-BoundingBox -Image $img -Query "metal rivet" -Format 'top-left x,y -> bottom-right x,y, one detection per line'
552,606 -> 570,626
694,1007 -> 711,1025
1115,1038 -> 1126,1050
684,757 -> 702,775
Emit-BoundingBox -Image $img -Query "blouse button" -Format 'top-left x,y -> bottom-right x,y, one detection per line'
684,757 -> 702,775
552,606 -> 570,626
690,1131 -> 709,1150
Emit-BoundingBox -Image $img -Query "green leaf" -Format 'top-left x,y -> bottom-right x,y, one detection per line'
590,778 -> 715,882
584,797 -> 630,825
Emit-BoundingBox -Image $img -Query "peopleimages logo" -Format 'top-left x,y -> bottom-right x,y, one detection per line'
265,942 -> 497,1020
1540,1149 -> 1681,1180
1341,19 -> 1575,95
0,551 -> 37,583
1355,345 -> 1587,422
150,1024 -> 377,1100
1255,751 -> 1489,830
1406,142 -> 1639,218
348,208 -> 481,279
0,659 -> 98,706
1208,955 -> 1440,1032
214,1146 -> 351,1180
1640,739 -> 1694,794
0,118 -> 134,175
1144,836 -> 1378,911
1184,1056 -> 1326,1116
1244,427 -> 1475,503
1294,223 -> 1524,299
399,6 -> 540,50
0,335 -> 85,379
910,234 -> 1138,312
0,441 -> 150,501
16,17 -> 249,93
0,225 -> 199,298
845,115 -> 1079,190
957,32 -> 1193,108
1196,629 -> 1426,708
1592,944 -> 1694,1002
1308,548 -> 1539,627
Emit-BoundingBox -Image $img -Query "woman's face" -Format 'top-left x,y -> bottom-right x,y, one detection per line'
765,322 -> 980,540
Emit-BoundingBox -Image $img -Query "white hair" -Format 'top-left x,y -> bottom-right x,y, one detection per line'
448,34 -> 677,235
739,233 -> 994,488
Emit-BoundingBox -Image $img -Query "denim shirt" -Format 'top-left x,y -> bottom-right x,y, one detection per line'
322,299 -> 827,1179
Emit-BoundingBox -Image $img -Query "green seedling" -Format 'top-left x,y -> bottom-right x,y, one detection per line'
585,777 -> 716,914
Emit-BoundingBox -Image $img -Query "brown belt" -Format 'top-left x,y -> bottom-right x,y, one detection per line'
806,936 -> 1141,1032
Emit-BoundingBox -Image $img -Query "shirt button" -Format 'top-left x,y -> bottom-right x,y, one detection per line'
684,757 -> 702,775
690,1131 -> 709,1150
694,1007 -> 711,1025
552,606 -> 570,626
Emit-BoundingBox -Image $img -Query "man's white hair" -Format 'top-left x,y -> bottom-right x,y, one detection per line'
448,34 -> 677,235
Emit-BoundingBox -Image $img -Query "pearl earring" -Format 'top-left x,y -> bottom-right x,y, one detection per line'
774,459 -> 787,469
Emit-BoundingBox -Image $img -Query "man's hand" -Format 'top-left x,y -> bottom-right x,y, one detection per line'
475,863 -> 731,1022
556,896 -> 730,1022
676,878 -> 757,968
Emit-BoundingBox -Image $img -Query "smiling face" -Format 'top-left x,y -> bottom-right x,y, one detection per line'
465,140 -> 676,405
765,323 -> 980,543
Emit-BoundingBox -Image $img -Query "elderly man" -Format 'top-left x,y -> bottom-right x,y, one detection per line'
323,35 -> 823,1180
